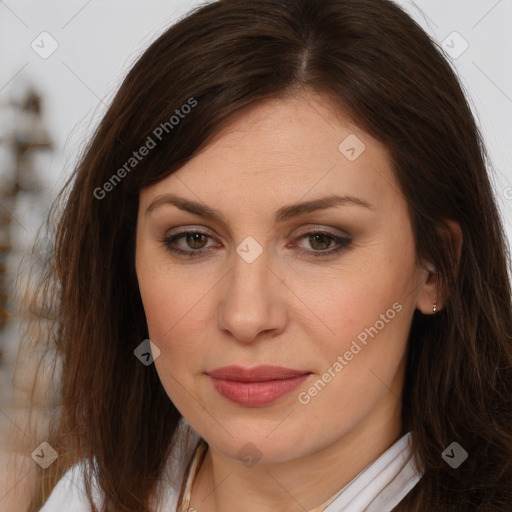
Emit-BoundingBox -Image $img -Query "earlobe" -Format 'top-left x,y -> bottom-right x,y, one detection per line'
416,267 -> 440,315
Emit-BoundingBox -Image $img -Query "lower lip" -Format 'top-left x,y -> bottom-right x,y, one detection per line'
209,374 -> 311,407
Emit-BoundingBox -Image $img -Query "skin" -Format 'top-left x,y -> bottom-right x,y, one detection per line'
135,91 -> 461,512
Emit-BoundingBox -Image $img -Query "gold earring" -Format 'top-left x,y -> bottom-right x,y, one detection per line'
433,299 -> 437,313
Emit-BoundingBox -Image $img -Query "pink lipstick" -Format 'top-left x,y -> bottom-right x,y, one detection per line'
207,365 -> 311,407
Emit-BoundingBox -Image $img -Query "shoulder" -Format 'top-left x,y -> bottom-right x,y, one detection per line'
39,459 -> 102,512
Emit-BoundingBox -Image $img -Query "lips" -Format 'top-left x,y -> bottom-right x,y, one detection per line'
207,365 -> 312,407
207,365 -> 309,382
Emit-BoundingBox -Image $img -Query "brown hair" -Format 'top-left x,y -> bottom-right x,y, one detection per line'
25,0 -> 512,510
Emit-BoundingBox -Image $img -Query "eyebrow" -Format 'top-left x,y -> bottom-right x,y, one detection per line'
146,193 -> 374,223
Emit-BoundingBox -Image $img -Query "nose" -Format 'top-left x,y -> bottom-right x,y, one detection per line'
216,243 -> 288,344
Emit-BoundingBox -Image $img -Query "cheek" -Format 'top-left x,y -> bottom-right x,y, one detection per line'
301,252 -> 414,389
136,259 -> 214,372
137,267 -> 211,411
298,259 -> 408,341
293,281 -> 410,437
313,287 -> 407,379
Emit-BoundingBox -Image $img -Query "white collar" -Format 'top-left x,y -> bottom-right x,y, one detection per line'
322,432 -> 423,512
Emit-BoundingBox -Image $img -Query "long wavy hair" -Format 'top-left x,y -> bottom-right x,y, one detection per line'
25,0 -> 512,510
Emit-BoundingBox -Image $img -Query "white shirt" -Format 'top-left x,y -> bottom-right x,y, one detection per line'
39,419 -> 423,512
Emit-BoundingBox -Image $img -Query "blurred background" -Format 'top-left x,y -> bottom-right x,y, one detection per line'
0,1 -> 511,510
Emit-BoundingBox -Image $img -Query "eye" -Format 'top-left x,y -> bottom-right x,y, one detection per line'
161,229 -> 352,258
162,230 -> 215,257
293,230 -> 352,257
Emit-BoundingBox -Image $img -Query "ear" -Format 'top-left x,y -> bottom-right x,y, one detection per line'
416,219 -> 462,315
445,219 -> 463,269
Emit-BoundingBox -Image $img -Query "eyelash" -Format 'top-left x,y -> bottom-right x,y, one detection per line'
161,229 -> 352,258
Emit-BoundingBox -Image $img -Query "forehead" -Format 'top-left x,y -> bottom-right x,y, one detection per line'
139,92 -> 402,214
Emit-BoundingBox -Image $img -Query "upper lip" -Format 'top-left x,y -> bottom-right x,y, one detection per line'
207,365 -> 310,382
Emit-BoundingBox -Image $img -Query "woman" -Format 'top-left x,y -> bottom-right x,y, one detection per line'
28,0 -> 512,510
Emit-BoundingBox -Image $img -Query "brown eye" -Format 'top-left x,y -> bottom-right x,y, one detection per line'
295,230 -> 352,258
307,233 -> 334,251
185,233 -> 209,249
162,230 -> 215,257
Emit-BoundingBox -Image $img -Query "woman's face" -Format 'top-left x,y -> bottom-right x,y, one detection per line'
135,92 -> 434,464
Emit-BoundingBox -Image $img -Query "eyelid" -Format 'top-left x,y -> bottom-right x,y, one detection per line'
292,225 -> 349,238
165,225 -> 215,237
163,224 -> 349,242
